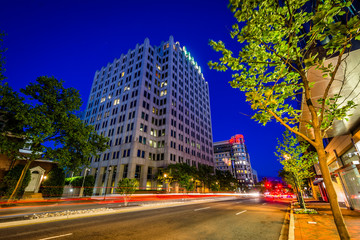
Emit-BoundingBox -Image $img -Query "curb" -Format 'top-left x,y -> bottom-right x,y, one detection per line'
289,202 -> 295,240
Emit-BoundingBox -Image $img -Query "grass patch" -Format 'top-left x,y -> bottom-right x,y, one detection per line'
293,208 -> 318,214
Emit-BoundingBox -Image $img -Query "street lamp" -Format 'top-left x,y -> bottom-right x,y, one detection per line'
104,166 -> 112,200
79,168 -> 90,198
163,173 -> 169,192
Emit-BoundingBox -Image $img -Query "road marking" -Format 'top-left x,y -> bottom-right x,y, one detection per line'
38,233 -> 73,240
235,210 -> 247,215
194,207 -> 210,211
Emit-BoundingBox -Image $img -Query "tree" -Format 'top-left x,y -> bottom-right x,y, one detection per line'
158,163 -> 197,192
197,164 -> 215,192
214,170 -> 238,191
41,165 -> 66,198
276,130 -> 317,209
209,1 -> 359,238
0,77 -> 109,202
116,178 -> 138,206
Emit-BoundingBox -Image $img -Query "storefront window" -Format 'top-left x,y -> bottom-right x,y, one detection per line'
340,144 -> 360,210
340,167 -> 360,210
341,146 -> 360,165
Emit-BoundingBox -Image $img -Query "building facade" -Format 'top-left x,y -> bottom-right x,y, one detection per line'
213,134 -> 256,188
302,48 -> 360,210
83,36 -> 214,194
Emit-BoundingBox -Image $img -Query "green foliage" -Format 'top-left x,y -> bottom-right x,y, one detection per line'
209,0 -> 359,137
212,170 -> 238,191
209,4 -> 358,234
0,76 -> 109,171
116,178 -> 138,196
197,164 -> 215,190
116,178 -> 138,206
0,165 -> 31,199
278,169 -> 295,189
40,165 -> 65,198
0,76 -> 109,200
65,175 -> 95,196
157,163 -> 198,191
157,163 -> 237,192
275,130 -> 317,186
276,130 -> 317,208
294,208 -> 318,214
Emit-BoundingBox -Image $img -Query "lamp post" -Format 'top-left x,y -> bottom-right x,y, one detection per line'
79,168 -> 90,198
163,173 -> 169,192
104,166 -> 112,200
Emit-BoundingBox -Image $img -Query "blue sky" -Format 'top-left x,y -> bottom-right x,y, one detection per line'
0,0 -> 285,178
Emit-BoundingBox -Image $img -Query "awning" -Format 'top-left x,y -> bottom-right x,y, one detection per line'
313,178 -> 323,185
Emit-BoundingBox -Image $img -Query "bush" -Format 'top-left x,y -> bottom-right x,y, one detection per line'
40,166 -> 65,198
65,175 -> 95,196
0,164 -> 31,199
294,208 -> 318,214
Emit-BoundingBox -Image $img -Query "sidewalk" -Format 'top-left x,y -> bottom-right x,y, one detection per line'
293,201 -> 360,240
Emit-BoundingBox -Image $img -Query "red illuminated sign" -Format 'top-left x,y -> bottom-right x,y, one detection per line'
229,134 -> 244,144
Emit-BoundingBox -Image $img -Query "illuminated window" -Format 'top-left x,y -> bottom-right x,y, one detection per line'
123,85 -> 129,92
113,99 -> 120,105
101,97 -> 105,103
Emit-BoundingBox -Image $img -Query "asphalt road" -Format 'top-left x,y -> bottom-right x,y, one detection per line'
0,198 -> 288,240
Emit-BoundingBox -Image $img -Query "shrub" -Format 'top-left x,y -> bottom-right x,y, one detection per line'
40,166 -> 65,198
0,164 -> 31,199
65,175 -> 95,196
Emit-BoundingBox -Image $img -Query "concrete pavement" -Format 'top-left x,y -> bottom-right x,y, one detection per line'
291,201 -> 360,240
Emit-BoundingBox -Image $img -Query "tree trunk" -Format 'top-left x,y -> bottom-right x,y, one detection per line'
317,145 -> 350,240
294,176 -> 306,210
310,178 -> 319,201
7,160 -> 32,202
295,181 -> 306,209
299,190 -> 306,210
8,154 -> 17,170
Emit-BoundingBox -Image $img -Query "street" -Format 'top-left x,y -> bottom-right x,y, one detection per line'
0,198 -> 288,240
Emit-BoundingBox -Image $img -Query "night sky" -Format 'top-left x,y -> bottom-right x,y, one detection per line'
0,0 -> 285,179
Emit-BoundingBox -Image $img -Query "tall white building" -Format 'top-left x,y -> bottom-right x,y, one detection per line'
214,134 -> 256,188
83,36 -> 214,194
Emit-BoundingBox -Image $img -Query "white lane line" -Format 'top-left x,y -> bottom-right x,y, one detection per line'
38,233 -> 73,240
194,207 -> 211,211
235,210 -> 247,215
